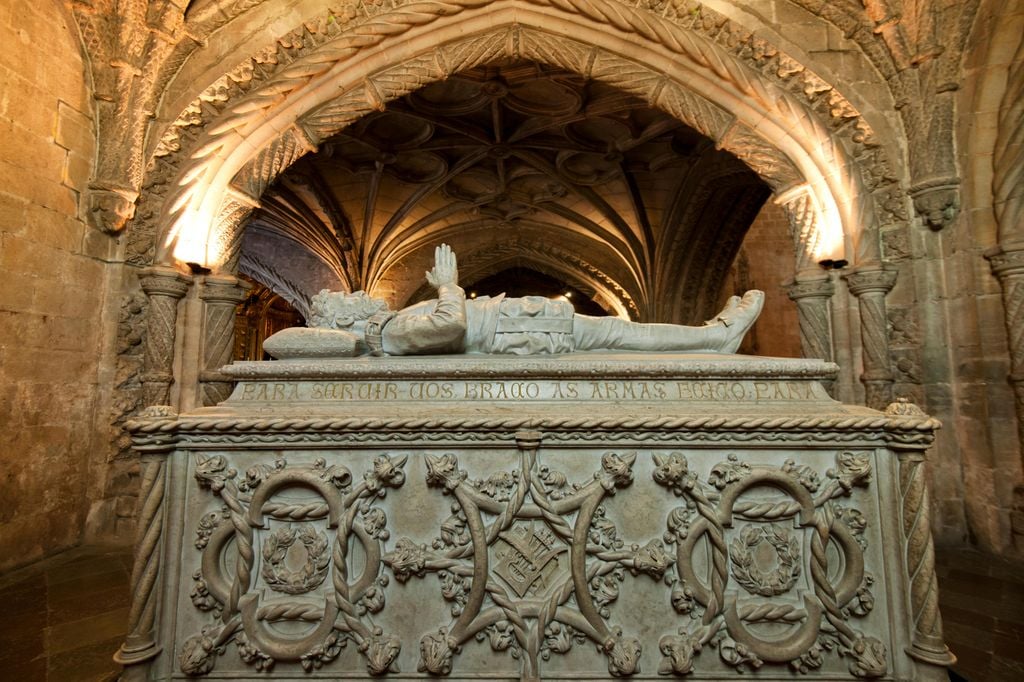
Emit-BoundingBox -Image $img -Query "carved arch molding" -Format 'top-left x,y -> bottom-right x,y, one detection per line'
112,0 -> 921,410
117,0 -> 907,276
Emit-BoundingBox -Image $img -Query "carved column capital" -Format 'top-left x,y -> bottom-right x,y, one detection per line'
138,267 -> 193,407
199,274 -> 252,303
198,275 -> 252,406
786,275 -> 836,396
786,274 -> 835,301
985,243 -> 1024,278
843,265 -> 898,296
138,265 -> 192,299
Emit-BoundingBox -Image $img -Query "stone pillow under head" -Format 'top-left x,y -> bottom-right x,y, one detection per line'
262,327 -> 360,359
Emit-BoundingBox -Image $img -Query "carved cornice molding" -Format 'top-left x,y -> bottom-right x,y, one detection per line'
126,414 -> 941,449
221,354 -> 839,381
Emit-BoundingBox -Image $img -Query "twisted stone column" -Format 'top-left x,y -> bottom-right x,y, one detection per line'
786,274 -> 836,395
198,274 -> 252,406
115,408 -> 176,679
987,245 -> 1024,447
884,398 -> 956,669
138,266 -> 192,406
844,266 -> 898,410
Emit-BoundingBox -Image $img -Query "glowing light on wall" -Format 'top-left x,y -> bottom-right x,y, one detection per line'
813,187 -> 846,264
170,206 -> 216,267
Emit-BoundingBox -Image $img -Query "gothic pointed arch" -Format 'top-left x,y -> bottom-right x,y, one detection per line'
121,0 -> 898,280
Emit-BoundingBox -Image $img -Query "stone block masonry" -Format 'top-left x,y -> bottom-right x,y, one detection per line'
0,0 -> 114,572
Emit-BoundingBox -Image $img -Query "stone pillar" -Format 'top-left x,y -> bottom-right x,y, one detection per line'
786,274 -> 836,394
114,407 -> 176,679
138,266 -> 192,406
885,400 -> 956,671
986,244 -> 1024,447
198,274 -> 252,406
844,266 -> 898,410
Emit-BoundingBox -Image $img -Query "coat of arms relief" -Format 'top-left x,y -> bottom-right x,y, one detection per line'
179,435 -> 884,680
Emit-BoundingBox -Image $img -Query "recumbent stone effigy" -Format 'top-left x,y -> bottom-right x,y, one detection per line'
120,245 -> 954,681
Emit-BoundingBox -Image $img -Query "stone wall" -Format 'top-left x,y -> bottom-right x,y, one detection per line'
942,0 -> 1024,551
1,0 -> 1022,574
0,0 -> 114,571
718,201 -> 802,359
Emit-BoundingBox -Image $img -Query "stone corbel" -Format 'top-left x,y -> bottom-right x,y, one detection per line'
909,177 -> 960,231
138,266 -> 193,406
87,185 -> 139,234
844,265 -> 898,410
985,243 -> 1024,445
198,274 -> 253,406
786,273 -> 836,394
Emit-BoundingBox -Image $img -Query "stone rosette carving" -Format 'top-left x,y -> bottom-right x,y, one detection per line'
653,451 -> 884,677
179,453 -> 407,676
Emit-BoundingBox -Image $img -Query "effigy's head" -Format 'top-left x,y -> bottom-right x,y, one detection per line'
309,290 -> 390,330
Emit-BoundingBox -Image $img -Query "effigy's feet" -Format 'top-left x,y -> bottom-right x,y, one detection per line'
705,295 -> 741,326
717,290 -> 765,353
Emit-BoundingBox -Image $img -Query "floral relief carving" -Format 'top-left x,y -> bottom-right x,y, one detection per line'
180,453 -> 407,676
654,451 -> 884,677
383,434 -> 664,678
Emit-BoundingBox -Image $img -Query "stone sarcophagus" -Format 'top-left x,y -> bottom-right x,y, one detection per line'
118,355 -> 954,681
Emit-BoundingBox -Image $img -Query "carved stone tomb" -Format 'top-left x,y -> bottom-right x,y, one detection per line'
122,355 -> 953,680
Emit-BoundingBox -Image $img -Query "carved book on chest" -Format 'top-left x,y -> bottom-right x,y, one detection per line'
119,354 -> 954,681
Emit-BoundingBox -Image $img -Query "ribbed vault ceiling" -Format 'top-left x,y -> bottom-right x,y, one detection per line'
241,60 -> 770,323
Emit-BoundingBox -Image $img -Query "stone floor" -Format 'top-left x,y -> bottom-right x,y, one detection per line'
0,545 -> 132,681
0,544 -> 1020,681
935,546 -> 1024,681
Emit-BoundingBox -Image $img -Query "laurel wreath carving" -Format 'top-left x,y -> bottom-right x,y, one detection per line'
729,525 -> 801,598
261,523 -> 331,595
